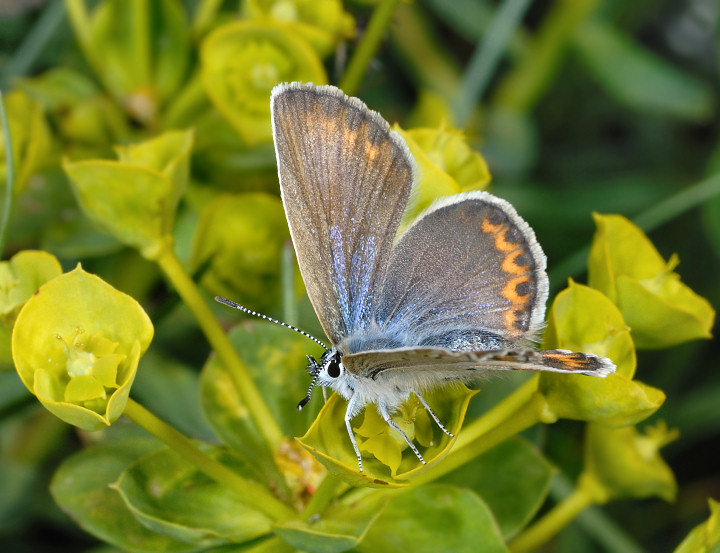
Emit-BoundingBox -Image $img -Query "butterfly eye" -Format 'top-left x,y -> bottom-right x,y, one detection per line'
326,358 -> 341,378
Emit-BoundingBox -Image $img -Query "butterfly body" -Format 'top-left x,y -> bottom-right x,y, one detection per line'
265,82 -> 616,471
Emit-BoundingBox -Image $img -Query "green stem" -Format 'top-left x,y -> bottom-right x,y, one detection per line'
453,376 -> 538,449
63,0 -> 94,66
0,1 -> 66,87
302,474 -> 347,520
131,0 -> 151,85
633,172 -> 720,232
0,91 -> 15,258
549,171 -> 720,288
123,399 -> 295,521
509,472 -> 609,553
192,0 -> 223,37
508,486 -> 593,553
339,0 -> 401,96
492,0 -> 599,113
155,246 -> 284,450
162,71 -> 207,129
453,0 -> 532,125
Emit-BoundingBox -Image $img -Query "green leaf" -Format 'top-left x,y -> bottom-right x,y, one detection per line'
12,265 -> 153,430
191,193 -> 289,314
50,439 -> 195,553
356,484 -> 508,553
114,445 -> 272,548
440,438 -> 554,539
201,20 -> 327,146
297,386 -> 476,488
588,214 -> 715,349
673,499 -> 720,553
63,130 -> 193,259
573,21 -> 714,121
274,496 -> 387,553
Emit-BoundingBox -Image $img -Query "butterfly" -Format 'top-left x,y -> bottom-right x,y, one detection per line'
220,82 -> 615,472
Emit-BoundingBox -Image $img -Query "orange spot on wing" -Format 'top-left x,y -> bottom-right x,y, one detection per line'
541,352 -> 589,371
503,275 -> 530,303
502,249 -> 530,275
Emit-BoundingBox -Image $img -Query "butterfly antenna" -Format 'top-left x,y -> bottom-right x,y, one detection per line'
297,368 -> 320,411
214,296 -> 327,349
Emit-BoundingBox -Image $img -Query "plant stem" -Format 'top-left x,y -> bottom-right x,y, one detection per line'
0,1 -> 66,87
123,399 -> 295,521
63,0 -> 94,66
340,0 -> 401,96
453,0 -> 532,125
131,0 -> 151,85
155,246 -> 284,450
454,376 -> 539,449
549,171 -> 720,289
633,172 -> 720,232
192,0 -> 223,37
508,471 -> 610,553
508,486 -> 594,553
492,0 -> 599,113
302,474 -> 347,520
0,91 -> 15,258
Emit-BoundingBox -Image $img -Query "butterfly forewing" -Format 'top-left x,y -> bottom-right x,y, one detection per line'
271,83 -> 415,345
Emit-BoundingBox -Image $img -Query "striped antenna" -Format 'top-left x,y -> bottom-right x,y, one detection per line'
214,296 -> 328,349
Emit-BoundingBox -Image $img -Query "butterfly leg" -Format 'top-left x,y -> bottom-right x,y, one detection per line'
414,391 -> 454,437
378,402 -> 426,465
344,393 -> 363,472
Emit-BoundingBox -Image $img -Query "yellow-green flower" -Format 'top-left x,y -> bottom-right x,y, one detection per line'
298,386 -> 475,487
394,124 -> 490,223
0,90 -> 53,196
673,499 -> 720,553
243,0 -> 355,57
0,250 -> 62,369
589,214 -> 714,349
539,281 -> 664,426
581,421 -> 678,503
12,266 -> 153,430
63,130 -> 193,259
201,21 -> 327,146
190,192 -> 289,313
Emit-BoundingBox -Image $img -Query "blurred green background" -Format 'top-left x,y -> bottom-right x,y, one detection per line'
0,0 -> 718,551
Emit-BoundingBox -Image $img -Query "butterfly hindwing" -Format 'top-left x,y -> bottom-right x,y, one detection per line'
338,192 -> 549,356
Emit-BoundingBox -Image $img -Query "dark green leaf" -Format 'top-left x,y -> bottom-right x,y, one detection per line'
440,437 -> 554,538
356,484 -> 508,553
573,22 -> 714,121
115,445 -> 272,547
50,439 -> 195,553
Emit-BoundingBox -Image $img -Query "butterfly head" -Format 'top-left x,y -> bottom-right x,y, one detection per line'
296,347 -> 350,410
